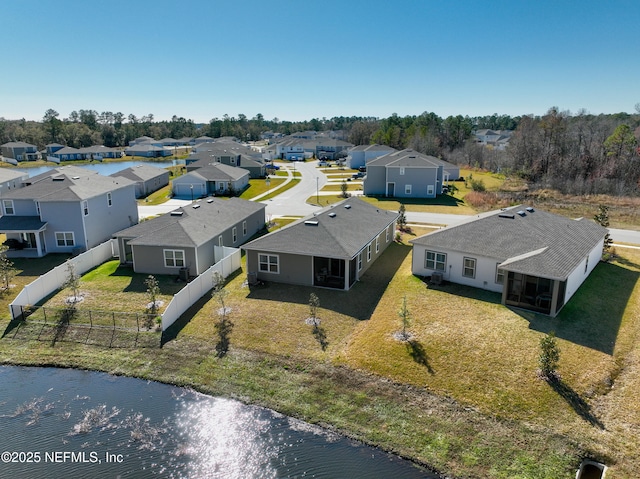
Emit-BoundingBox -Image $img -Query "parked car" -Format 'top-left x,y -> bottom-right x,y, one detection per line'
358,166 -> 367,172
352,172 -> 364,179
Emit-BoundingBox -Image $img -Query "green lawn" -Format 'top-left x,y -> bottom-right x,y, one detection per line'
238,177 -> 287,199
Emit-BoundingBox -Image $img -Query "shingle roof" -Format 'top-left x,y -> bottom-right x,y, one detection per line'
1,141 -> 37,148
0,215 -> 47,231
182,163 -> 249,182
110,164 -> 169,182
113,197 -> 265,248
2,166 -> 134,202
410,206 -> 606,280
367,149 -> 455,170
243,197 -> 399,259
349,144 -> 396,152
0,168 -> 28,182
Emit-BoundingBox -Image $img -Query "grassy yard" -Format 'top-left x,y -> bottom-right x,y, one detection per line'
238,177 -> 287,199
1,237 -> 639,476
257,179 -> 301,201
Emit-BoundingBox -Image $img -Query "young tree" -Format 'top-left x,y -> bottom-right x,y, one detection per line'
397,295 -> 412,341
144,275 -> 160,317
212,271 -> 233,357
397,204 -> 407,232
0,245 -> 17,290
538,331 -> 560,380
594,204 -> 613,252
340,179 -> 349,198
63,260 -> 81,302
308,293 -> 320,322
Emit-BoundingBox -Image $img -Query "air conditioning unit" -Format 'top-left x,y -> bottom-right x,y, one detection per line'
431,272 -> 443,285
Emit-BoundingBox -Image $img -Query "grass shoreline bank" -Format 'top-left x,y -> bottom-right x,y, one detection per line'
0,338 -> 583,478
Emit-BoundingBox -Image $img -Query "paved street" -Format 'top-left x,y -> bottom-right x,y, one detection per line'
137,160 -> 640,245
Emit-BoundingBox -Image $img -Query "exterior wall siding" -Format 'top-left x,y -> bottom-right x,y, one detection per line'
386,167 -> 438,198
247,250 -> 313,286
132,245 -> 197,276
564,238 -> 604,304
40,202 -> 86,253
362,166 -> 387,195
82,186 -> 138,249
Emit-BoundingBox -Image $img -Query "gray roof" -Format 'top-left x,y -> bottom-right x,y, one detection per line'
0,167 -> 28,182
1,141 -> 37,148
52,146 -> 81,155
367,149 -> 457,170
113,197 -> 265,248
181,163 -> 249,182
125,144 -> 169,153
110,164 -> 169,182
349,144 -> 396,152
2,166 -> 134,202
243,197 -> 399,259
410,206 -> 607,280
0,215 -> 47,232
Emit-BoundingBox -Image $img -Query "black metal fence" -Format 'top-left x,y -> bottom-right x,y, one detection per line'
7,305 -> 161,348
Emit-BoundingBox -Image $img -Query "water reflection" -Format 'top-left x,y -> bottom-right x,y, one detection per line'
0,367 -> 436,478
12,159 -> 185,178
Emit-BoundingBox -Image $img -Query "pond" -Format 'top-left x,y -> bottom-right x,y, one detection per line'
0,366 -> 438,478
12,159 -> 185,178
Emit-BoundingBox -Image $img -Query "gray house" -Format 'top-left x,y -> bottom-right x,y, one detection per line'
243,197 -> 399,290
110,164 -> 170,198
410,206 -> 607,316
1,141 -> 40,161
363,149 -> 459,198
346,144 -> 396,169
0,166 -> 138,257
113,197 -> 265,276
171,163 -> 249,199
0,168 -> 28,195
124,143 -> 172,157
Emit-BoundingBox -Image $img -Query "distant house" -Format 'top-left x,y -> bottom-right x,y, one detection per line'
1,141 -> 40,161
314,138 -> 353,160
0,168 -> 28,195
129,136 -> 158,147
409,206 -> 607,316
186,144 -> 266,179
113,197 -> 265,276
50,146 -> 83,161
171,163 -> 250,198
124,143 -> 173,158
77,145 -> 122,160
474,129 -> 513,150
346,144 -> 396,169
363,149 -> 459,198
190,136 -> 215,145
0,166 -> 138,257
45,143 -> 65,155
110,164 -> 170,198
243,197 -> 399,290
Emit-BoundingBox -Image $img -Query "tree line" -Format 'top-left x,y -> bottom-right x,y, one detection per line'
1,106 -> 638,196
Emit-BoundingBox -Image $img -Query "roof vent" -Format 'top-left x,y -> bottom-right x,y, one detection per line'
526,207 -> 535,212
192,204 -> 200,209
498,213 -> 515,219
304,220 -> 319,226
52,175 -> 65,181
328,212 -> 336,217
170,211 -> 184,216
72,176 -> 80,180
517,210 -> 526,217
207,198 -> 214,203
344,204 -> 351,209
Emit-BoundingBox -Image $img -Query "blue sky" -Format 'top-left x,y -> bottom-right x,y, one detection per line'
3,0 -> 639,123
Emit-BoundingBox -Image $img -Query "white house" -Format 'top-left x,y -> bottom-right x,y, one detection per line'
410,206 -> 607,316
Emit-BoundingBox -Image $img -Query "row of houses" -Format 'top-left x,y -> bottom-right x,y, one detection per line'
0,162 -> 608,318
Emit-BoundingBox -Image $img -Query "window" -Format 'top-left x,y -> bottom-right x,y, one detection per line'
405,184 -> 412,195
386,225 -> 391,242
232,227 -> 237,243
399,167 -> 405,175
218,235 -> 223,247
82,200 -> 89,216
164,249 -> 185,268
427,185 -> 435,195
55,232 -> 74,247
463,257 -> 476,278
425,251 -> 446,271
585,256 -> 589,273
375,236 -> 380,253
242,221 -> 247,236
367,243 -> 372,261
495,264 -> 505,284
358,251 -> 363,271
259,254 -> 279,273
3,200 -> 14,215
35,201 -> 40,216
107,192 -> 112,207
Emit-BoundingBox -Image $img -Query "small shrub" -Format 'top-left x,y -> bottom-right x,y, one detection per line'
538,331 -> 560,380
470,179 -> 486,192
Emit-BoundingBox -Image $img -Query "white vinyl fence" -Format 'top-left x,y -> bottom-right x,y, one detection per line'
9,240 -> 118,320
161,246 -> 241,331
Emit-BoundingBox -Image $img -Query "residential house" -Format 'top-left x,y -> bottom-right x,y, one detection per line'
243,197 -> 399,290
363,149 -> 459,198
0,168 -> 28,195
1,141 -> 40,161
124,143 -> 173,157
45,143 -> 65,155
77,145 -> 122,160
171,163 -> 249,198
346,144 -> 396,169
50,146 -> 83,161
0,166 -> 138,257
110,164 -> 170,198
128,136 -> 158,147
409,206 -> 607,316
474,129 -> 513,151
186,143 -> 266,178
190,136 -> 216,145
113,197 -> 265,277
314,138 -> 353,160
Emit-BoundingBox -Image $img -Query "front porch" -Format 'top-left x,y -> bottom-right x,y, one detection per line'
0,216 -> 48,258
